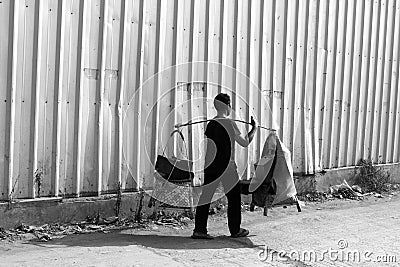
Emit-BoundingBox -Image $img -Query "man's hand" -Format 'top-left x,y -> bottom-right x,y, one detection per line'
250,116 -> 258,129
234,116 -> 258,147
245,116 -> 258,146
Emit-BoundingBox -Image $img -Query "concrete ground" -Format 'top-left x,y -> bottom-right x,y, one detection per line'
1,193 -> 400,267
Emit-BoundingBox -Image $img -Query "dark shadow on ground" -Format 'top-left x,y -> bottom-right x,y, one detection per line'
26,231 -> 262,250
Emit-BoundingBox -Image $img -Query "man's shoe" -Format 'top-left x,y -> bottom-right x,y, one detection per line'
191,231 -> 214,239
230,228 -> 249,238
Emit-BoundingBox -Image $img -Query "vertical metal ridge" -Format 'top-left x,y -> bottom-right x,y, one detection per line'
52,0 -> 64,197
395,54 -> 400,162
259,0 -> 267,148
358,0 -> 374,160
386,0 -> 400,162
279,0 -> 288,139
269,0 -> 276,131
364,0 -> 380,160
188,0 -> 196,166
316,0 -> 329,170
302,0 -> 319,173
245,0 -> 252,179
204,0 -> 211,68
301,0 -> 310,173
2,0 -> 14,200
75,0 -> 88,197
338,0 -> 356,167
273,0 -> 284,138
232,0 -> 239,106
396,1 -> 400,162
203,0 -> 212,181
31,0 -> 42,198
310,0 -> 321,172
217,0 -> 224,94
372,0 -> 390,163
7,0 -> 19,200
289,0 -> 299,156
233,0 -> 244,174
390,0 -> 400,162
339,0 -> 357,165
220,0 -> 228,95
171,0 -> 181,157
323,0 -> 339,168
259,0 -> 269,148
379,0 -> 396,162
133,0 -> 146,190
97,0 -> 108,195
255,0 -> 265,160
348,0 -> 366,166
368,0 -> 381,163
247,0 -> 260,162
296,0 -> 310,172
292,0 -> 307,171
116,0 -> 128,187
151,0 -> 163,179
330,0 -> 348,168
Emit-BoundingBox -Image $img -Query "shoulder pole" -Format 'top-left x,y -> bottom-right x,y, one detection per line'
175,119 -> 276,132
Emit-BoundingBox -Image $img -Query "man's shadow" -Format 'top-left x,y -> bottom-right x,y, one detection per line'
126,234 -> 258,250
28,231 -> 260,250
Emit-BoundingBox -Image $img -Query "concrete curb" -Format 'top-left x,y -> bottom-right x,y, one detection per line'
1,163 -> 399,229
295,163 -> 400,193
0,192 -> 153,229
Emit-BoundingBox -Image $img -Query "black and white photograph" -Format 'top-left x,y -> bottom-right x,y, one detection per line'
1,0 -> 399,266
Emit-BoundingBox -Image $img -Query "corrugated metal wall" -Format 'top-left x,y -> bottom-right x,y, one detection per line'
1,0 -> 399,200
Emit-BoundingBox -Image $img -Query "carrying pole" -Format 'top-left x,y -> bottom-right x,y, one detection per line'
175,119 -> 276,132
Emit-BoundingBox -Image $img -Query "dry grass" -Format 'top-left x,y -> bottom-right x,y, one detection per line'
354,159 -> 390,193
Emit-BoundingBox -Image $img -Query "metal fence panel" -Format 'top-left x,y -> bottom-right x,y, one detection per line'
1,0 -> 399,200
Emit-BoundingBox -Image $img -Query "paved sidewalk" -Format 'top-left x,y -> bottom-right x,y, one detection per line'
1,193 -> 399,266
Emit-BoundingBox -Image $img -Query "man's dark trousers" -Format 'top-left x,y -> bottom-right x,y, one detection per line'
194,164 -> 241,235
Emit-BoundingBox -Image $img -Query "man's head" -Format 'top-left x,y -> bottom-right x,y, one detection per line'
214,93 -> 231,116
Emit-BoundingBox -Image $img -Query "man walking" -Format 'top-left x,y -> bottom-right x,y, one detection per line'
192,93 -> 257,239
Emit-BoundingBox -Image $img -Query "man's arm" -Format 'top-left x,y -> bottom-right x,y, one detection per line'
235,116 -> 258,147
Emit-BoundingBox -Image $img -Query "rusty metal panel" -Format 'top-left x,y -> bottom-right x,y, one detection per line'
1,0 -> 400,200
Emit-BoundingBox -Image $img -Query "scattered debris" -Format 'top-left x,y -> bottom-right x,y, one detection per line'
298,161 -> 399,203
384,183 -> 400,192
241,202 -> 252,212
298,180 -> 400,202
216,203 -> 226,211
298,192 -> 334,202
209,207 -> 218,215
329,180 -> 364,200
34,232 -> 52,242
0,227 -> 15,241
152,210 -> 193,227
0,215 -> 162,243
351,185 -> 363,194
155,218 -> 179,226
